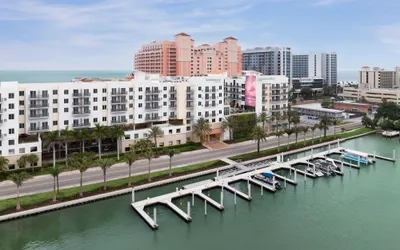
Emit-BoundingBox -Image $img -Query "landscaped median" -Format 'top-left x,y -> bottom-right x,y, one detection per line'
229,128 -> 375,162
0,160 -> 227,215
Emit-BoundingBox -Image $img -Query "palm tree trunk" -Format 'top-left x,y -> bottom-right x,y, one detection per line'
229,130 -> 232,141
65,142 -> 68,165
320,131 -> 322,142
324,128 -> 327,137
287,136 -> 290,149
148,160 -> 151,182
333,126 -> 336,138
295,134 -> 298,143
56,176 -> 60,193
304,134 -> 306,146
103,169 -> 107,191
98,139 -> 102,159
82,140 -> 85,153
53,177 -> 56,202
312,132 -> 314,144
52,145 -> 56,167
154,137 -> 158,154
128,165 -> 132,187
257,140 -> 260,153
169,157 -> 172,176
16,186 -> 21,211
80,172 -> 83,197
117,139 -> 120,160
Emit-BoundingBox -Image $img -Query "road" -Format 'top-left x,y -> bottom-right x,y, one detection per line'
0,122 -> 362,199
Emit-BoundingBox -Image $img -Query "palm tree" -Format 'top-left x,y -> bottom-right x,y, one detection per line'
286,105 -> 293,129
341,127 -> 345,133
319,116 -> 332,137
193,117 -> 212,142
221,116 -> 237,141
284,128 -> 294,149
43,131 -> 61,167
69,153 -> 94,197
273,112 -> 281,131
110,125 -> 125,160
125,146 -> 137,187
251,126 -> 267,153
8,172 -> 32,210
48,166 -> 63,202
331,118 -> 340,138
17,155 -> 27,169
318,124 -> 324,142
148,126 -> 164,153
302,126 -> 309,146
96,158 -> 116,190
166,149 -> 181,176
93,123 -> 109,159
291,112 -> 301,128
311,124 -> 318,144
142,149 -> 154,182
135,138 -> 153,153
275,130 -> 284,152
257,112 -> 268,131
0,156 -> 9,172
61,126 -> 73,164
294,126 -> 302,144
74,128 -> 92,153
26,154 -> 39,173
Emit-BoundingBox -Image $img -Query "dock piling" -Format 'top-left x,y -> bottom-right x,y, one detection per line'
289,167 -> 292,176
304,169 -> 307,182
273,175 -> 276,189
192,192 -> 194,206
337,140 -> 339,148
328,144 -> 331,153
131,188 -> 135,203
216,170 -> 219,177
358,156 -> 361,167
176,187 -> 178,192
153,207 -> 157,225
248,183 -> 252,198
311,149 -> 313,159
284,179 -> 287,188
261,185 -> 263,196
341,159 -> 344,173
220,188 -> 224,206
294,169 -> 297,183
393,150 -> 396,160
204,200 -> 207,216
373,150 -> 376,160
234,190 -> 237,205
187,201 -> 191,217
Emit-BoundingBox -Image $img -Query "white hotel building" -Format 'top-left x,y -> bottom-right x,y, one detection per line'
0,71 -> 288,170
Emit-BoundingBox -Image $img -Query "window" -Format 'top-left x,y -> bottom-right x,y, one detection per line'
219,110 -> 222,114
8,93 -> 14,99
8,114 -> 14,120
169,141 -> 173,146
198,112 -> 201,116
138,103 -> 142,108
53,90 -> 58,95
93,97 -> 98,102
64,90 -> 68,95
9,139 -> 15,145
219,93 -> 222,97
138,87 -> 142,92
138,114 -> 142,119
198,94 -> 201,98
19,110 -> 24,115
219,86 -> 222,90
53,108 -> 57,113
19,91 -> 24,96
19,100 -> 24,106
177,129 -> 181,133
177,140 -> 181,145
212,119 -> 216,123
102,117 -> 107,122
19,123 -> 24,129
198,87 -> 201,90
219,100 -> 222,104
129,96 -> 133,100
163,94 -> 167,98
102,105 -> 106,110
198,102 -> 201,106
9,149 -> 15,155
219,118 -> 222,122
64,99 -> 68,104
163,112 -> 167,116
93,118 -> 98,123
8,164 -> 15,170
19,148 -> 25,154
138,95 -> 142,100
129,115 -> 133,119
102,88 -> 107,93
169,129 -> 173,134
129,103 -> 133,108
129,87 -> 133,92
53,99 -> 58,104
93,106 -> 98,111
64,120 -> 69,125
187,126 -> 191,131
134,133 -> 139,139
53,121 -> 58,126
102,97 -> 107,102
64,108 -> 69,112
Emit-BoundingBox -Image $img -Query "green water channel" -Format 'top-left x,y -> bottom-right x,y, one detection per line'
1,134 -> 400,250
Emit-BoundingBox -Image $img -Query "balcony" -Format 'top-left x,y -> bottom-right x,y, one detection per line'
111,107 -> 128,113
73,92 -> 91,97
145,116 -> 160,121
145,90 -> 161,94
0,108 -> 7,113
145,105 -> 160,110
186,115 -> 194,119
145,97 -> 161,102
169,89 -> 177,93
72,110 -> 91,116
29,113 -> 49,119
111,119 -> 128,124
170,114 -> 177,119
29,103 -> 49,109
0,97 -> 6,103
29,94 -> 49,100
111,98 -> 127,104
170,96 -> 177,101
111,91 -> 127,96
29,125 -> 50,132
0,133 -> 6,138
73,123 -> 91,128
187,95 -> 194,100
73,101 -> 91,106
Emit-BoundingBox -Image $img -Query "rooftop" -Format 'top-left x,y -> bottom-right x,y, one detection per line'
293,103 -> 344,113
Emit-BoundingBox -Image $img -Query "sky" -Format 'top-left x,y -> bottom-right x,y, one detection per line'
0,0 -> 399,71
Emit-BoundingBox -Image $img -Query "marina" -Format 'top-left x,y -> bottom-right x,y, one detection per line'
132,142 -> 395,229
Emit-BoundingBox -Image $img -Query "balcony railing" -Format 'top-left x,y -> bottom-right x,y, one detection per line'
29,103 -> 49,109
29,113 -> 49,119
145,105 -> 160,110
111,91 -> 127,96
29,125 -> 50,132
111,119 -> 128,124
73,123 -> 91,128
169,89 -> 177,93
111,98 -> 127,104
145,90 -> 161,94
145,98 -> 161,102
72,110 -> 91,116
145,116 -> 160,121
111,107 -> 128,113
73,101 -> 91,106
29,94 -> 49,99
73,92 -> 91,97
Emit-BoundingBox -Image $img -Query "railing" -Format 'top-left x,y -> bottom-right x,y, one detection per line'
72,92 -> 91,97
73,101 -> 91,106
29,126 -> 50,132
29,103 -> 49,109
29,113 -> 49,119
170,97 -> 177,100
72,110 -> 91,116
111,91 -> 127,96
111,99 -> 127,104
169,89 -> 177,93
73,123 -> 91,128
111,119 -> 128,124
145,106 -> 160,110
29,94 -> 49,99
145,98 -> 161,102
111,108 -> 128,113
146,90 -> 161,94
145,116 -> 160,121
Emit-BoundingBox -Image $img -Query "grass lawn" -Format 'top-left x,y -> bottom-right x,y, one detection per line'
0,160 -> 227,214
229,128 -> 374,162
337,121 -> 352,126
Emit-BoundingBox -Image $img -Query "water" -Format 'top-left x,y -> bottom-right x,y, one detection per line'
0,70 -> 130,83
1,134 -> 399,250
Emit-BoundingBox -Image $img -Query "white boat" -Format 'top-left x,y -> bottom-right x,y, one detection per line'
340,149 -> 373,164
254,173 -> 281,189
306,167 -> 324,177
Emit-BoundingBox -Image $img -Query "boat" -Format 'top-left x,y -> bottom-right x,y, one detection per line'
382,131 -> 399,138
314,159 -> 336,176
306,166 -> 324,177
254,173 -> 281,189
340,149 -> 373,165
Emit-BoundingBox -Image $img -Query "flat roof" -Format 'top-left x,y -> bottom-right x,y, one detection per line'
293,103 -> 344,113
334,100 -> 371,106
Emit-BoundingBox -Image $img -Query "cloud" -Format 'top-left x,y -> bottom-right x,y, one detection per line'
313,0 -> 354,6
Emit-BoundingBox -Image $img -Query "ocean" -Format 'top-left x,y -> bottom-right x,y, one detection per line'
0,70 -> 358,83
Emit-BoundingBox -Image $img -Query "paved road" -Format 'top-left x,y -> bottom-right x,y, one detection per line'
0,122 -> 362,199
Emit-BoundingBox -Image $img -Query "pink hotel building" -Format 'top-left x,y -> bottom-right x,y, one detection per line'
134,33 -> 242,77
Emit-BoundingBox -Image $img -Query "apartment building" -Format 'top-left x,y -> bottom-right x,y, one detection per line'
358,66 -> 400,89
134,33 -> 242,77
0,72 -> 229,169
340,87 -> 400,105
242,47 -> 292,85
293,52 -> 337,85
224,73 -> 289,116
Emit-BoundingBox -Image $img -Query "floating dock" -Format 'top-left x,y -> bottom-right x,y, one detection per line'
382,131 -> 399,138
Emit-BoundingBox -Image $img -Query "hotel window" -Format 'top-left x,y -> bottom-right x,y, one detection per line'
94,89 -> 98,94
129,87 -> 133,92
8,114 -> 14,120
102,105 -> 106,110
64,99 -> 68,104
102,88 -> 107,93
53,90 -> 58,95
64,90 -> 68,95
93,97 -> 98,102
64,108 -> 68,112
53,99 -> 58,104
102,97 -> 107,102
19,123 -> 24,129
102,117 -> 107,121
94,106 -> 98,111
64,120 -> 69,125
53,121 -> 58,126
19,91 -> 24,96
19,110 -> 24,115
8,93 -> 14,99
93,118 -> 98,123
9,139 -> 15,145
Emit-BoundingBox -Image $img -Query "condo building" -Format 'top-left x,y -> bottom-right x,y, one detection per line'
134,33 -> 242,77
358,66 -> 400,89
293,52 -> 337,85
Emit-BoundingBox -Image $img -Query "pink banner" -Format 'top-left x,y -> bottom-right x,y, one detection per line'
245,75 -> 256,107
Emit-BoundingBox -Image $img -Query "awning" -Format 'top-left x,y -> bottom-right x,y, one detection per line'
209,128 -> 224,134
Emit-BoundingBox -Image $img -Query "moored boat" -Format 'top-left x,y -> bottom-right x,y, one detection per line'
254,173 -> 281,189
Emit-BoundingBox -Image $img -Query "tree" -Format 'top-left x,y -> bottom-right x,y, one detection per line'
300,87 -> 313,99
341,127 -> 346,133
362,114 -> 375,129
286,105 -> 293,129
166,148 -> 181,176
331,118 -> 340,138
318,124 -> 324,142
311,124 -> 318,144
61,126 -> 73,165
142,149 -> 154,182
8,172 -> 32,210
284,128 -> 294,149
125,146 -> 137,187
193,117 -> 212,142
74,128 -> 92,153
69,153 -> 95,197
17,156 -> 27,169
0,156 -> 9,173
251,126 -> 267,153
48,166 -> 63,202
221,116 -> 237,140
321,97 -> 333,108
148,126 -> 164,153
110,125 -> 125,160
302,126 -> 309,146
93,123 -> 109,159
43,131 -> 61,167
136,138 -> 153,153
294,126 -> 302,144
319,116 -> 332,137
96,158 -> 116,190
275,130 -> 284,152
272,112 -> 281,131
26,154 -> 39,173
257,112 -> 268,131
380,119 -> 394,130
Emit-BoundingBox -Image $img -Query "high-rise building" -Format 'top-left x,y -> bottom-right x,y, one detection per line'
134,33 -> 242,77
293,52 -> 337,85
241,47 -> 292,84
358,66 -> 400,89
